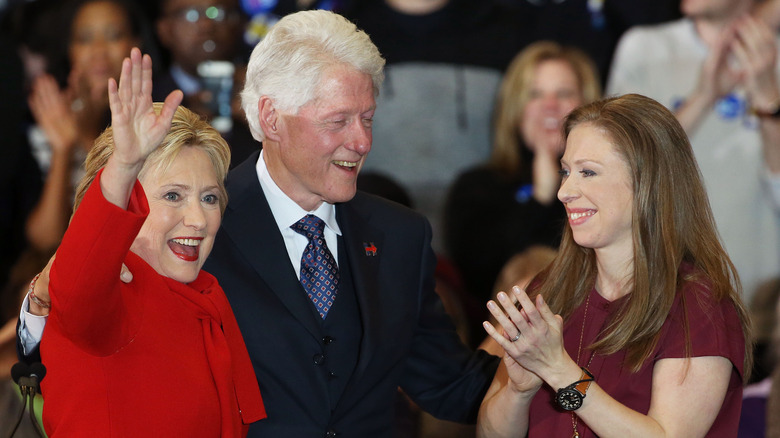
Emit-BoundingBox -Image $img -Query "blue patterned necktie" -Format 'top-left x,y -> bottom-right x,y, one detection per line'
291,215 -> 340,318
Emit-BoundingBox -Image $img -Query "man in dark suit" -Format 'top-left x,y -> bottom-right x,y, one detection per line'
206,9 -> 499,437
18,10 -> 499,437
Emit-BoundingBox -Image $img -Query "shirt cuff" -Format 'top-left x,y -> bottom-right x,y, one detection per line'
18,294 -> 47,355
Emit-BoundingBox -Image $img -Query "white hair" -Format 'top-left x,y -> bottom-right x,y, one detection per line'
241,10 -> 385,142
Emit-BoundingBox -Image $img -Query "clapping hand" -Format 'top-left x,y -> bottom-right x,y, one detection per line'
483,287 -> 548,395
28,74 -> 79,154
484,286 -> 580,393
696,24 -> 742,103
696,14 -> 780,108
731,14 -> 780,110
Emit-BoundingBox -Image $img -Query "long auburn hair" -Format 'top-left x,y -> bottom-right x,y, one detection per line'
530,94 -> 752,374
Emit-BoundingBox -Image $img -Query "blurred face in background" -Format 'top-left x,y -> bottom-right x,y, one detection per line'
157,0 -> 245,76
520,59 -> 582,156
680,0 -> 750,20
69,1 -> 137,94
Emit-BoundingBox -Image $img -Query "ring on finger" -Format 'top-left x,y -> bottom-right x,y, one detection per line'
511,332 -> 521,342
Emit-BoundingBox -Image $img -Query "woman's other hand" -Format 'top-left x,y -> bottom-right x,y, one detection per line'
484,286 -> 581,390
482,291 -> 542,395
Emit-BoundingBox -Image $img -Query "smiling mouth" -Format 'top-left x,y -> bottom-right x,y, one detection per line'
168,238 -> 201,262
569,210 -> 595,221
332,160 -> 358,170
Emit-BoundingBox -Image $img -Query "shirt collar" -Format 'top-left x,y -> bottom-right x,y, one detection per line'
254,150 -> 341,236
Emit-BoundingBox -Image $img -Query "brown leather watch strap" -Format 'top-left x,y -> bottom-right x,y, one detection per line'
573,367 -> 594,396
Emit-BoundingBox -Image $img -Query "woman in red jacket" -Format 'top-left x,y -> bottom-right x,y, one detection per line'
31,48 -> 265,436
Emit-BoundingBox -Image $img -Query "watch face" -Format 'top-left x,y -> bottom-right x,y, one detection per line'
556,388 -> 583,411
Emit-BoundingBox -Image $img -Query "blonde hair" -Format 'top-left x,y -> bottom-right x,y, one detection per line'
74,104 -> 231,214
489,41 -> 600,175
531,94 -> 752,374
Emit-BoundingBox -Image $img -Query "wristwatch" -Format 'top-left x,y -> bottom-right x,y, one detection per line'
555,367 -> 594,411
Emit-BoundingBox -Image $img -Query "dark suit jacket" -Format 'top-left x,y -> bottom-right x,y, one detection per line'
16,318 -> 39,364
204,151 -> 499,437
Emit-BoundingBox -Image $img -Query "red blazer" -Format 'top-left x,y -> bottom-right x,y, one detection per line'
41,170 -> 265,437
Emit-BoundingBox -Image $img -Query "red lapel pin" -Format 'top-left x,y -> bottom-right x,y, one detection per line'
363,242 -> 377,256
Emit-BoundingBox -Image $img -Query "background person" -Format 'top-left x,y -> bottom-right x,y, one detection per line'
607,0 -> 780,304
24,0 -> 151,255
444,41 -> 600,318
153,0 -> 257,168
153,0 -> 246,106
478,94 -> 751,437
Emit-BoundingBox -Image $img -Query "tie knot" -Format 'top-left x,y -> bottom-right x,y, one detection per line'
291,215 -> 325,240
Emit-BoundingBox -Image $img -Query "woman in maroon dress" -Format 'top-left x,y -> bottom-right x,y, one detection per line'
477,94 -> 751,437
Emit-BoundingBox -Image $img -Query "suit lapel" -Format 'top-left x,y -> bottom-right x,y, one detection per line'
336,197 -> 385,385
222,152 -> 322,339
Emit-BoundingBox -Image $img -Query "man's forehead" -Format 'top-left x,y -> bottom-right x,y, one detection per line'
305,93 -> 375,117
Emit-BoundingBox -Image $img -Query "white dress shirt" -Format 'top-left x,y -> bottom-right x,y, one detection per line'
255,150 -> 341,276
